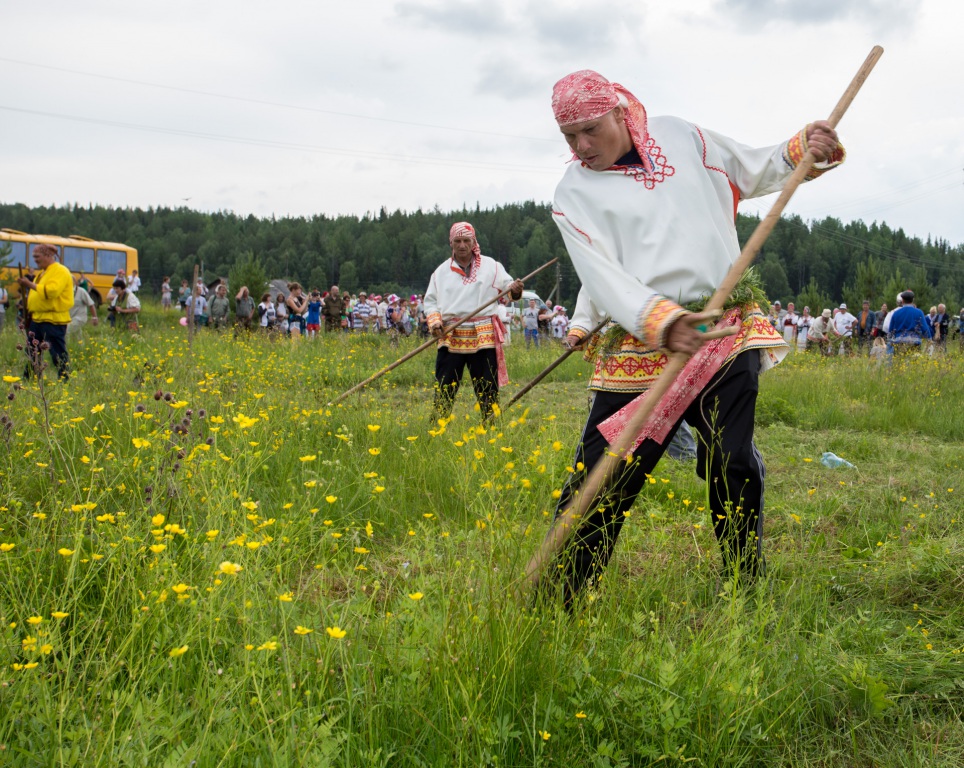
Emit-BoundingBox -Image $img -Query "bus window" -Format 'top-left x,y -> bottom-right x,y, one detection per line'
97,249 -> 127,276
2,241 -> 28,267
63,246 -> 95,273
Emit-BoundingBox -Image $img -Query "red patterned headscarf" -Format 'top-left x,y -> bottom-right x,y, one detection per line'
449,221 -> 481,260
551,69 -> 653,173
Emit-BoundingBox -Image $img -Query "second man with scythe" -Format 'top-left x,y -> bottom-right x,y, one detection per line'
423,222 -> 523,422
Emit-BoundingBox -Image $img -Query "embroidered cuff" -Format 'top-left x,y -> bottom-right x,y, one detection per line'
782,125 -> 846,180
636,296 -> 688,350
427,311 -> 443,329
568,326 -> 590,341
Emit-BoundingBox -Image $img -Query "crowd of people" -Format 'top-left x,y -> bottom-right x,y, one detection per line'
766,294 -> 963,357
160,275 -> 574,345
174,278 -> 437,339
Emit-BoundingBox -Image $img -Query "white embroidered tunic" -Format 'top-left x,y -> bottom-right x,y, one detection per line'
423,254 -> 515,353
553,116 -> 842,392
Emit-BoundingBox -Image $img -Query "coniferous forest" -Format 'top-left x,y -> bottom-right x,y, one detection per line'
2,201 -> 962,312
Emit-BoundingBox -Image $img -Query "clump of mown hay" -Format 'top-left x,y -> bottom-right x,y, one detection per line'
595,267 -> 771,355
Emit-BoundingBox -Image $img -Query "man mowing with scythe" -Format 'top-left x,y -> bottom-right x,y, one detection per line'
423,222 -> 524,423
542,70 -> 844,606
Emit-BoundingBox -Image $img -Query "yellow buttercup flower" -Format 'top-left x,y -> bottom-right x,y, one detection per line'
168,645 -> 188,658
232,413 -> 258,429
326,626 -> 347,639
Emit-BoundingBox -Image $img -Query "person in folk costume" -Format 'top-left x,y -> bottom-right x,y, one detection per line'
423,222 -> 523,422
544,70 -> 844,605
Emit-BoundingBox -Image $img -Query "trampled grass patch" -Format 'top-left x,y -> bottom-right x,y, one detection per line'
0,313 -> 962,766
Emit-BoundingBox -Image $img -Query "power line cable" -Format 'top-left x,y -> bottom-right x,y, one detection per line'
0,104 -> 561,176
0,56 -> 558,144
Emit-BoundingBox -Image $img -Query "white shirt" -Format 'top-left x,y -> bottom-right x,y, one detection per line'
423,254 -> 515,322
834,311 -> 857,336
111,291 -> 141,312
70,286 -> 96,324
554,116 -> 812,351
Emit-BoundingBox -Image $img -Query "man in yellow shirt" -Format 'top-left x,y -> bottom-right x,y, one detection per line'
17,244 -> 74,380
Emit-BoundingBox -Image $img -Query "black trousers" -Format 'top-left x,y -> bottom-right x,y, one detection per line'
434,347 -> 499,421
25,321 -> 69,380
551,350 -> 766,604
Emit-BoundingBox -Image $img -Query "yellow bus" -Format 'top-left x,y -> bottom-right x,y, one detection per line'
0,229 -> 139,306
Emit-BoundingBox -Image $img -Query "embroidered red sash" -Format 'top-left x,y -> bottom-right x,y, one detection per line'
597,308 -> 742,455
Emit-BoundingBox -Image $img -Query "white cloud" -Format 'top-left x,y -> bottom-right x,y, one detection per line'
1,0 -> 962,246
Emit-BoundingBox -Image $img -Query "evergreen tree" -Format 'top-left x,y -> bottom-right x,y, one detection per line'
228,251 -> 268,309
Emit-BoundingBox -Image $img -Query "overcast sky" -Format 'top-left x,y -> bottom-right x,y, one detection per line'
3,0 -> 963,251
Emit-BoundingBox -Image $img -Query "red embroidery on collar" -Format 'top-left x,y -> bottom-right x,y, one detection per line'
605,136 -> 675,189
450,253 -> 482,285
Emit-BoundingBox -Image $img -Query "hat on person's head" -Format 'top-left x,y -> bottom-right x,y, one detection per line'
822,309 -> 832,318
774,300 -> 781,306
839,303 -> 847,310
551,69 -> 654,174
359,291 -> 367,296
33,244 -> 58,260
900,290 -> 915,304
449,221 -> 482,260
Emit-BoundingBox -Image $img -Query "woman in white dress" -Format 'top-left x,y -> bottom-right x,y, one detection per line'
796,306 -> 812,351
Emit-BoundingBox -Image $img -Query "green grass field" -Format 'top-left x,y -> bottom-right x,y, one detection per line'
1,308 -> 962,767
